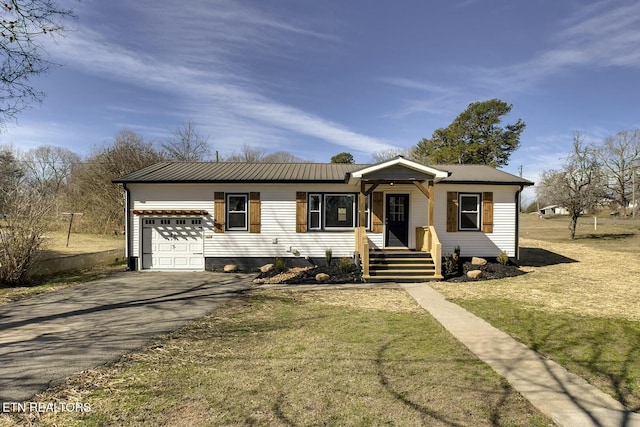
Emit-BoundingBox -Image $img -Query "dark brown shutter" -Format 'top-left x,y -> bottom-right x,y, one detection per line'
249,192 -> 261,233
372,192 -> 383,233
446,192 -> 458,232
214,192 -> 225,233
482,192 -> 494,233
296,192 -> 307,233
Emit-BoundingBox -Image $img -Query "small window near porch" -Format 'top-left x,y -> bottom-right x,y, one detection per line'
226,194 -> 248,231
309,194 -> 321,230
459,194 -> 480,231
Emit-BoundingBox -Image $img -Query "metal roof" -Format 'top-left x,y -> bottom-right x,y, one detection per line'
113,161 -> 533,186
437,164 -> 534,185
113,162 -> 365,183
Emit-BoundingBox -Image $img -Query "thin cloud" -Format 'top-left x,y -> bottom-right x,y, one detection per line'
378,77 -> 482,119
42,2 -> 392,157
472,2 -> 640,91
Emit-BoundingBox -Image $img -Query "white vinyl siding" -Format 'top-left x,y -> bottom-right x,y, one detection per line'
128,182 -> 518,261
435,184 -> 518,257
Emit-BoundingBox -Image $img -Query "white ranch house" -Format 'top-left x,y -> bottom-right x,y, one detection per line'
114,157 -> 533,281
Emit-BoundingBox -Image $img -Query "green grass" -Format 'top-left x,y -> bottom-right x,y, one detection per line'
452,298 -> 640,412
2,289 -> 553,426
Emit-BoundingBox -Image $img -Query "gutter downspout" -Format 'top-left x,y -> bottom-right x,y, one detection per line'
123,183 -> 134,270
515,186 -> 522,260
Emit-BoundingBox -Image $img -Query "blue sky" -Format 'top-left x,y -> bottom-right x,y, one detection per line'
1,0 -> 639,203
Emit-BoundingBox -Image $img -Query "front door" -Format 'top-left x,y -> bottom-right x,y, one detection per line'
385,194 -> 409,247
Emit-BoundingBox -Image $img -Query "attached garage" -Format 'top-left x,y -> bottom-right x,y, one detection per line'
140,216 -> 205,271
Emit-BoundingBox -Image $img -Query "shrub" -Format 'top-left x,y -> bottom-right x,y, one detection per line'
497,251 -> 510,266
274,257 -> 287,273
338,257 -> 351,273
0,189 -> 53,286
444,245 -> 461,278
325,248 -> 332,267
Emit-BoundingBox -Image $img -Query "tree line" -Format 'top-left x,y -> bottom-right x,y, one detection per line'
536,130 -> 640,239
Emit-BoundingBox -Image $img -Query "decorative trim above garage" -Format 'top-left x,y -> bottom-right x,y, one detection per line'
132,209 -> 209,215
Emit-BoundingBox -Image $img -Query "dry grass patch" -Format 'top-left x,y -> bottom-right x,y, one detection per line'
1,288 -> 552,427
41,231 -> 124,257
433,237 -> 640,320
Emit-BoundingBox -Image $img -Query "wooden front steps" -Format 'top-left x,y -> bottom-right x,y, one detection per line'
364,250 -> 442,283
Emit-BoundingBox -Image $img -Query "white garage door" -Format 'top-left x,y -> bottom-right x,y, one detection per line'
142,218 -> 204,270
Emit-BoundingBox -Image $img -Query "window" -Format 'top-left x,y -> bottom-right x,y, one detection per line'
160,219 -> 171,225
309,194 -> 321,230
226,194 -> 248,230
191,219 -> 202,225
325,194 -> 355,228
144,219 -> 155,225
459,194 -> 480,231
357,194 -> 371,230
176,219 -> 186,225
307,193 -> 358,230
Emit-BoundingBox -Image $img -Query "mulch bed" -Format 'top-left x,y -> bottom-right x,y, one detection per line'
254,258 -> 526,285
445,259 -> 527,283
254,264 -> 363,285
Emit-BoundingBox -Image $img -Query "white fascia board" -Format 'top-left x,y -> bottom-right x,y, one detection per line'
349,157 -> 449,180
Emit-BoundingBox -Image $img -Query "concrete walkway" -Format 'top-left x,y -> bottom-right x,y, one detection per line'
0,272 -> 254,402
402,283 -> 640,427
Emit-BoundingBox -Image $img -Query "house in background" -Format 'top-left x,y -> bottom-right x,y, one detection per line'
539,205 -> 569,215
114,157 -> 533,281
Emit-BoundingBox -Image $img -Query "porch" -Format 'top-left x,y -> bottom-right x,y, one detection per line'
355,226 -> 442,282
349,157 -> 448,282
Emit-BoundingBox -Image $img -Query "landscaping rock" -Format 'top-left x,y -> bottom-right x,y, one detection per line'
467,270 -> 483,279
259,263 -> 274,273
223,264 -> 238,273
471,257 -> 487,266
315,273 -> 330,282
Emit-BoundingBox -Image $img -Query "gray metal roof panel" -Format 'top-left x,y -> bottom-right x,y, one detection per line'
113,161 -> 533,186
113,162 -> 364,183
436,164 -> 534,185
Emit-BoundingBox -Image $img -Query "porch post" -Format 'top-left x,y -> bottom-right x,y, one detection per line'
428,181 -> 434,226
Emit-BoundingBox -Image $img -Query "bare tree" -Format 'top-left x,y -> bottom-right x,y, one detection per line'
371,148 -> 409,163
262,151 -> 308,163
0,184 -> 53,285
225,144 -> 266,162
21,145 -> 80,196
537,132 -> 605,239
161,120 -> 211,161
67,129 -> 163,233
1,0 -> 75,125
596,130 -> 640,216
0,144 -> 24,211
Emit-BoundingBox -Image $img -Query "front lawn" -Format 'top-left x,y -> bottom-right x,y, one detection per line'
1,288 -> 552,426
432,232 -> 640,412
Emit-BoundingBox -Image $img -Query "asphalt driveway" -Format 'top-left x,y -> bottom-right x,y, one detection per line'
0,271 -> 255,401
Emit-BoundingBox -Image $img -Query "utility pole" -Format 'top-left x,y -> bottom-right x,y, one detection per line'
633,167 -> 637,218
61,212 -> 83,247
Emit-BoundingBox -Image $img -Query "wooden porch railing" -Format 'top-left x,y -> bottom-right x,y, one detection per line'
354,226 -> 369,277
415,226 -> 442,278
